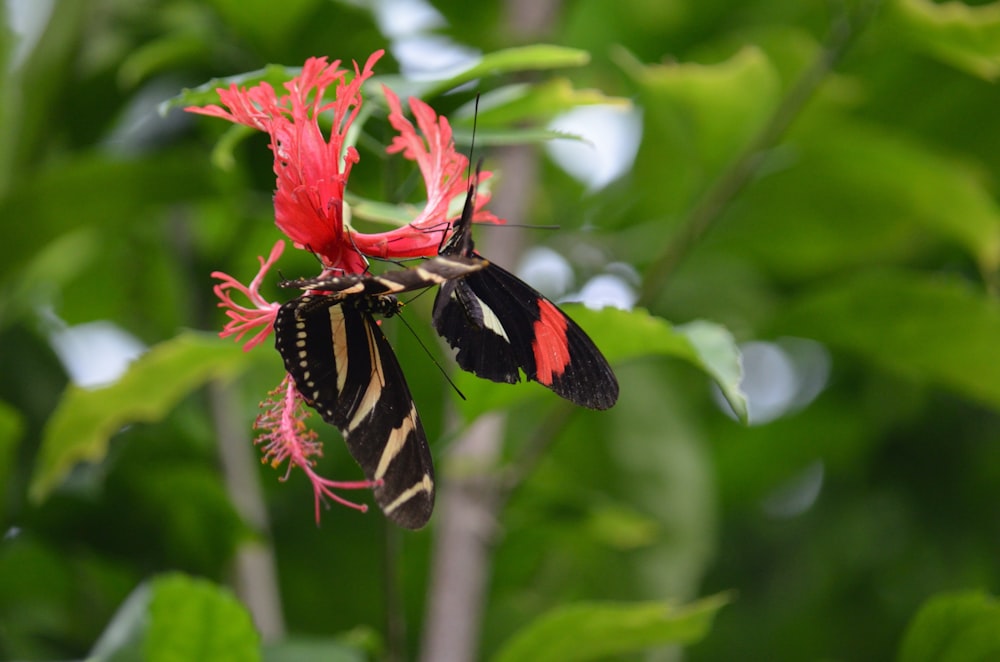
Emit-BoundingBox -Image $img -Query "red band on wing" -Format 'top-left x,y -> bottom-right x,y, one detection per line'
532,299 -> 571,384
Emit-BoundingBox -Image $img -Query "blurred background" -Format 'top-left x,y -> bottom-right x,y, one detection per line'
2,0 -> 1000,660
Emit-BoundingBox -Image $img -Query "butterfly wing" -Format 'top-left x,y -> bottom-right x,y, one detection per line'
433,263 -> 619,410
274,294 -> 435,529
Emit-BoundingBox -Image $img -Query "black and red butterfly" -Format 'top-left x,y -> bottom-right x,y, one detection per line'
274,255 -> 487,529
432,172 -> 619,410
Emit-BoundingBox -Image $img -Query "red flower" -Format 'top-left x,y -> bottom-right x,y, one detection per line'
188,51 -> 501,348
187,51 -> 502,522
350,86 -> 499,260
210,240 -> 284,352
187,51 -> 498,273
188,53 -> 377,272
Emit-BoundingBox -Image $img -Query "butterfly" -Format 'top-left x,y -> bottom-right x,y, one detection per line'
432,172 -> 619,410
274,255 -> 486,529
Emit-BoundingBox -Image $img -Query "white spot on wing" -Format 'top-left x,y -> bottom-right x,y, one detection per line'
374,405 -> 418,480
330,306 -> 349,394
346,317 -> 387,431
383,473 -> 434,515
477,297 -> 510,342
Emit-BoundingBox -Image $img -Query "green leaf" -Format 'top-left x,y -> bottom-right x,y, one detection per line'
0,151 -> 216,282
206,124 -> 258,172
207,0 -> 318,52
0,0 -> 89,196
430,45 -> 590,96
118,33 -> 214,89
161,63 -> 303,114
591,308 -> 745,422
1,228 -> 100,328
90,573 -> 260,662
676,319 -> 747,422
490,593 -> 730,662
147,574 -> 260,662
779,270 -> 1000,411
0,537 -> 80,647
347,196 -> 425,228
378,45 -> 592,101
715,114 -> 1000,277
888,0 -> 1000,81
455,307 -> 746,424
458,79 -> 631,127
618,45 -> 781,218
583,502 -> 661,551
898,590 -> 1000,662
130,465 -> 250,573
173,45 -> 591,117
30,332 -> 248,503
451,126 -> 588,147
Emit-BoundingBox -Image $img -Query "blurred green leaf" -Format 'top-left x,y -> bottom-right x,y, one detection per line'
451,126 -> 587,147
30,332 -> 248,503
146,574 -> 260,662
207,0 -> 320,53
460,79 -> 630,127
716,115 -> 1000,276
0,3 -> 15,194
0,151 -> 216,281
619,45 -> 781,219
119,33 -> 214,89
173,45 -> 591,120
490,593 -> 730,662
888,0 -> 1000,81
1,228 -> 100,328
0,0 -> 89,196
676,319 -> 747,422
455,307 -> 746,423
430,45 -> 590,97
593,308 -> 745,422
206,124 -> 258,172
162,64 -> 304,114
0,538 -> 75,655
90,573 -> 260,662
780,270 -> 1000,411
583,502 -> 661,551
377,45 -> 592,101
898,590 -> 1000,662
127,465 -> 250,574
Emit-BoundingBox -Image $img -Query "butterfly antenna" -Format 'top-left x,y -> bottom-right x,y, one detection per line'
470,95 -> 486,194
393,311 -> 468,401
467,93 -> 479,181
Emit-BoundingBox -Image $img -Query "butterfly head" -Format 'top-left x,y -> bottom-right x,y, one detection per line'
441,167 -> 482,258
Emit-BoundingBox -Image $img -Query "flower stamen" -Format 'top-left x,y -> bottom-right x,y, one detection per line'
211,240 -> 284,351
254,377 -> 379,523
